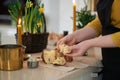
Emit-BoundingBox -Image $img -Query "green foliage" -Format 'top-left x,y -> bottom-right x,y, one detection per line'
76,7 -> 96,29
8,0 -> 46,34
8,0 -> 22,21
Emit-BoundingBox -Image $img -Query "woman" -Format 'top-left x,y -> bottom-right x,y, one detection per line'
57,0 -> 120,80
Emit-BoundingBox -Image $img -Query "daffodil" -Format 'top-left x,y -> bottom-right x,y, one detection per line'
26,1 -> 33,8
8,0 -> 45,34
39,7 -> 44,14
30,1 -> 33,7
37,22 -> 42,27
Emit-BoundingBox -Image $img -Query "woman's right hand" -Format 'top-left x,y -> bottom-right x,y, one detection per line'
57,33 -> 76,48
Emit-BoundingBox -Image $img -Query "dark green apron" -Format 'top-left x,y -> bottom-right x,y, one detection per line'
97,0 -> 120,80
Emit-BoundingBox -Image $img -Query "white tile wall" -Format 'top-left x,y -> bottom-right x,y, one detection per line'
0,24 -> 16,44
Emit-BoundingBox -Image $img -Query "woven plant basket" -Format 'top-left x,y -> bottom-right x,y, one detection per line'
22,32 -> 49,53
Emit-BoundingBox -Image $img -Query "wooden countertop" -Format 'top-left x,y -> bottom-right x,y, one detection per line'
0,53 -> 102,80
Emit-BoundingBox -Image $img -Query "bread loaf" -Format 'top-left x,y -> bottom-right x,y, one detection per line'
59,44 -> 71,55
52,57 -> 66,66
64,55 -> 73,62
59,44 -> 73,62
41,44 -> 73,65
42,50 -> 57,64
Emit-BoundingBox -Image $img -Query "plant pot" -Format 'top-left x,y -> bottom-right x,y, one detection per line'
22,32 -> 49,53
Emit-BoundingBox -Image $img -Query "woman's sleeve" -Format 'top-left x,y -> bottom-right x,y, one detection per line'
87,17 -> 120,47
111,32 -> 120,47
86,17 -> 102,36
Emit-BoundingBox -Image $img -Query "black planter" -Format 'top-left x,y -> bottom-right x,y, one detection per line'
22,32 -> 49,53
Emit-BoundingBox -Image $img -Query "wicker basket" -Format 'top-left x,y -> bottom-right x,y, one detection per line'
22,32 -> 49,53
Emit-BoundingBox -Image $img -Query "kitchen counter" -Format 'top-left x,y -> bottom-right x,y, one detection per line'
0,53 -> 102,80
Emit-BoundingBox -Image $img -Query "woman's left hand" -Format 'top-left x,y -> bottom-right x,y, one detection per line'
66,40 -> 92,57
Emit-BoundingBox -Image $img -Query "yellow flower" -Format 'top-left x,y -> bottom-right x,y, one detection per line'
26,1 -> 33,8
30,1 -> 33,7
37,22 -> 42,27
39,7 -> 44,13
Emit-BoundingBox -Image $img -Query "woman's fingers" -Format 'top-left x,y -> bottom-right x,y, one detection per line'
67,44 -> 86,57
57,39 -> 65,49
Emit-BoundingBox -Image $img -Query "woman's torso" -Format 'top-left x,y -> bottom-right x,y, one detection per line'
97,0 -> 120,79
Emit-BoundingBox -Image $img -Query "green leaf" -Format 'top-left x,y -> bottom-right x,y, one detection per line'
76,7 -> 96,29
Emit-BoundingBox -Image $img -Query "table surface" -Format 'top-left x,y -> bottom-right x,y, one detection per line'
0,53 -> 102,80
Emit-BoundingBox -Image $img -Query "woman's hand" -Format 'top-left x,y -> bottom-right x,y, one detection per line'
57,33 -> 77,48
66,40 -> 92,57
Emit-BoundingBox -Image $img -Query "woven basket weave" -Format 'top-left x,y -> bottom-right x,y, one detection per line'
22,32 -> 49,53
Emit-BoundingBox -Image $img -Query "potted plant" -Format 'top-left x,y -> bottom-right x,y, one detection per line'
76,6 -> 96,29
8,0 -> 49,53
